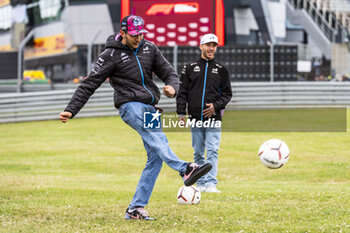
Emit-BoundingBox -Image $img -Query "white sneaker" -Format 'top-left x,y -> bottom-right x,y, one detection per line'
206,186 -> 221,193
197,186 -> 207,192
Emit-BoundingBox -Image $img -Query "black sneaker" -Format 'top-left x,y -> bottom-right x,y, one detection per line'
125,207 -> 156,220
183,163 -> 212,186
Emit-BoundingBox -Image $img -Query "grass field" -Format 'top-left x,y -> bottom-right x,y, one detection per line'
0,110 -> 350,232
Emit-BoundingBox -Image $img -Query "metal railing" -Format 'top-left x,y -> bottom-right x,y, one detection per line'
1,82 -> 350,123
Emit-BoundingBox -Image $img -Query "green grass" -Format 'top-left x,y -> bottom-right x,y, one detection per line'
0,110 -> 350,232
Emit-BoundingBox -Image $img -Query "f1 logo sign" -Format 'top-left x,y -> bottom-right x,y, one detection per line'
146,2 -> 199,15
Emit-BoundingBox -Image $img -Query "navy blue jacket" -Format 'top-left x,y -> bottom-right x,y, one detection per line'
176,58 -> 232,121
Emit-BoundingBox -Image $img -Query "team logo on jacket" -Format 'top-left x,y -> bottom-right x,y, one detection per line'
194,66 -> 200,72
92,57 -> 104,73
143,46 -> 150,54
181,65 -> 187,74
121,52 -> 130,62
212,68 -> 218,74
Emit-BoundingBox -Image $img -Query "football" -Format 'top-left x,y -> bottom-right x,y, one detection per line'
177,185 -> 201,204
258,139 -> 290,169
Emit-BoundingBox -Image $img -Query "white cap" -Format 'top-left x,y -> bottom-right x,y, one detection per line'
200,33 -> 218,45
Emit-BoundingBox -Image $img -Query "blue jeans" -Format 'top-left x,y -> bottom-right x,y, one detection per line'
191,124 -> 221,187
118,102 -> 188,208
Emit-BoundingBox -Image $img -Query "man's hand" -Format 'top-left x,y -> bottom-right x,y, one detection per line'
163,85 -> 175,98
203,103 -> 215,118
59,111 -> 72,123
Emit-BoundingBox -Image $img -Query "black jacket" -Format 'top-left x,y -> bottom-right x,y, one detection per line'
65,34 -> 179,117
176,58 -> 232,121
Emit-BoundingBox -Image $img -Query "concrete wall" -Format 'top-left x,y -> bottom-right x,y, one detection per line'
234,0 -> 287,43
61,3 -> 114,45
0,31 -> 10,47
268,0 -> 286,38
34,21 -> 65,38
234,7 -> 259,36
331,43 -> 350,74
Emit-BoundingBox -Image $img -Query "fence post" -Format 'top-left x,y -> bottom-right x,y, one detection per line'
87,30 -> 101,76
17,30 -> 34,93
173,44 -> 178,73
270,42 -> 274,82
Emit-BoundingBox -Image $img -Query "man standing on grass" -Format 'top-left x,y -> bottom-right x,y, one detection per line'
176,33 -> 232,193
59,15 -> 212,220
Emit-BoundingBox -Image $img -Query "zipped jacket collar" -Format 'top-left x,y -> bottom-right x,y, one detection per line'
199,56 -> 215,64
